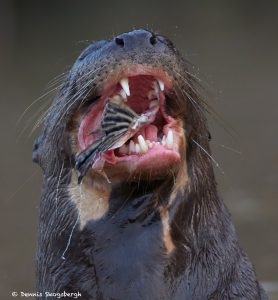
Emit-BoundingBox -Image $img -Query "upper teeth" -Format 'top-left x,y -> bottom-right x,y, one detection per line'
120,78 -> 130,96
115,78 -> 165,102
157,79 -> 165,91
120,88 -> 127,101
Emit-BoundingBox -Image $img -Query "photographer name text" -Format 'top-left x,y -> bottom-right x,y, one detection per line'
12,291 -> 81,299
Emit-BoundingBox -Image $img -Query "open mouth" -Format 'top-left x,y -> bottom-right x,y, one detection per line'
77,65 -> 182,176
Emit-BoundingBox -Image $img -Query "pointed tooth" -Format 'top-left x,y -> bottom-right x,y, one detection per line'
138,135 -> 148,153
135,143 -> 140,154
120,78 -> 130,96
120,89 -> 127,101
166,130 -> 174,148
129,140 -> 135,153
157,79 -> 165,91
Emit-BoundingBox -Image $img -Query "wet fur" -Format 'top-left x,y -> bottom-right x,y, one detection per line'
33,30 -> 267,299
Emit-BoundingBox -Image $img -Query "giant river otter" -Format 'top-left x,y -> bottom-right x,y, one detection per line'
33,29 -> 267,299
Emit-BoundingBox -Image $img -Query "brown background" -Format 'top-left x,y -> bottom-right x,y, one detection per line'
0,0 -> 277,299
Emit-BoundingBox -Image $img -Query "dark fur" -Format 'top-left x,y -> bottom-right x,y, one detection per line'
33,30 -> 267,299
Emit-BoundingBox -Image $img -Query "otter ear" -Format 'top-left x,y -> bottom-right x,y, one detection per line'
32,135 -> 43,165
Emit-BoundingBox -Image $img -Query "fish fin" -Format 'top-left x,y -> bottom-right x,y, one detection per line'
75,138 -> 104,182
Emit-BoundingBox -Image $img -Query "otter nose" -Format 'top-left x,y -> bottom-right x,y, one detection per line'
114,30 -> 157,50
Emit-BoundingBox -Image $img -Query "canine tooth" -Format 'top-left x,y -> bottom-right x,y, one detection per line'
120,78 -> 130,96
120,89 -> 127,101
138,135 -> 148,153
166,130 -> 174,148
129,140 -> 135,153
157,79 -> 165,91
135,143 -> 140,154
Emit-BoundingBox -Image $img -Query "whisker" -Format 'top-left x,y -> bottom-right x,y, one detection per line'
57,78 -> 95,121
4,170 -> 39,203
108,188 -> 135,222
192,138 -> 225,175
50,65 -> 107,128
30,76 -> 93,136
16,98 -> 53,141
169,68 -> 206,112
46,72 -> 68,89
21,64 -> 106,139
55,161 -> 64,218
217,143 -> 243,156
61,182 -> 81,260
16,81 -> 65,127
167,66 -> 239,141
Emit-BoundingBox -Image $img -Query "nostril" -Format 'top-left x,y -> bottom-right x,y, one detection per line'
115,37 -> 125,47
149,35 -> 157,46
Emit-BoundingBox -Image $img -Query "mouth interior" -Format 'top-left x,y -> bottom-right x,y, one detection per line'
78,72 -> 181,166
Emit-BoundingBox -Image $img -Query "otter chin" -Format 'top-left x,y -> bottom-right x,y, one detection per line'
33,30 -> 267,299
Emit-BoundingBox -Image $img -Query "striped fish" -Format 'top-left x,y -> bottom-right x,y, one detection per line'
75,100 -> 159,182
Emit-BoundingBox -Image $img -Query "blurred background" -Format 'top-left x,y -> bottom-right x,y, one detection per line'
0,0 -> 277,299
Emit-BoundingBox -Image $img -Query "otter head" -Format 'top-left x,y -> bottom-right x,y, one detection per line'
34,29 -> 213,186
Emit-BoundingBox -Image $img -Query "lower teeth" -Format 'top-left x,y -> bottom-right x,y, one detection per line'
119,129 -> 174,156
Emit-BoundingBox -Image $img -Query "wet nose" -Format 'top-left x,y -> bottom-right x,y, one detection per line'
114,30 -> 157,50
